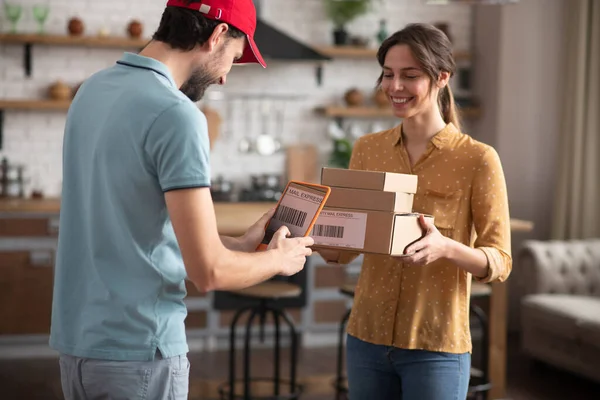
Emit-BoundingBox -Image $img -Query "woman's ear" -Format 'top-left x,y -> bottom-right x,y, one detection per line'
437,71 -> 450,89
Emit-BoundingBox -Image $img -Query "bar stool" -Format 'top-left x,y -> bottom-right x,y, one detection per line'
218,281 -> 303,400
468,282 -> 493,400
334,282 -> 356,400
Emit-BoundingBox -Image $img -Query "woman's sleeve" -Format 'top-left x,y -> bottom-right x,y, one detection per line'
471,147 -> 512,283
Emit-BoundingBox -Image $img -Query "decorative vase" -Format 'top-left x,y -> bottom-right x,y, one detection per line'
67,17 -> 84,36
127,20 -> 143,39
344,88 -> 364,107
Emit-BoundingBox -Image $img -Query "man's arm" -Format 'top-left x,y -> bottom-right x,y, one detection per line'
166,187 -> 312,292
220,235 -> 246,251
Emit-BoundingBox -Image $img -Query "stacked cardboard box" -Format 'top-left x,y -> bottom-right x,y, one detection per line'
311,168 -> 434,256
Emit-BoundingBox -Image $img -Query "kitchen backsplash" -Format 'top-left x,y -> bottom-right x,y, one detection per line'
0,0 -> 472,197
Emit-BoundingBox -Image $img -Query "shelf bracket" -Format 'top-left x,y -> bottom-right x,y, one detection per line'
315,64 -> 323,86
0,109 -> 4,150
24,43 -> 32,77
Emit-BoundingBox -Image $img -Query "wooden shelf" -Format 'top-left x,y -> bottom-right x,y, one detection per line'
0,33 -> 149,49
315,45 -> 471,62
0,33 -> 149,78
316,105 -> 482,119
0,99 -> 71,111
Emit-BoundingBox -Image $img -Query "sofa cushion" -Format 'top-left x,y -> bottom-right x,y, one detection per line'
578,317 -> 600,347
521,294 -> 600,339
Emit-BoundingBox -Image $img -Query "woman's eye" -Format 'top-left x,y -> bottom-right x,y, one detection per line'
383,74 -> 394,78
405,75 -> 418,79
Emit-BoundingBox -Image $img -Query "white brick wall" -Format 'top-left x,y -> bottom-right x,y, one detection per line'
0,0 -> 472,197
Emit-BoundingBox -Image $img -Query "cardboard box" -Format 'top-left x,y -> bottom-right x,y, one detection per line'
326,187 -> 414,212
310,207 -> 433,256
321,167 -> 418,194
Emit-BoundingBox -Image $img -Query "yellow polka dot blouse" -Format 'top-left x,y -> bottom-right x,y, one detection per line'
342,122 -> 512,354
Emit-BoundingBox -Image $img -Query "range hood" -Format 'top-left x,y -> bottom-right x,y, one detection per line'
251,0 -> 330,63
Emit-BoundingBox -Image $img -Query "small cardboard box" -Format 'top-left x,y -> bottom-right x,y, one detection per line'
310,207 -> 433,256
321,167 -> 418,194
326,187 -> 414,213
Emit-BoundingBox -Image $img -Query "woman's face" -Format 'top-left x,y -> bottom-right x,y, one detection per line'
380,44 -> 438,119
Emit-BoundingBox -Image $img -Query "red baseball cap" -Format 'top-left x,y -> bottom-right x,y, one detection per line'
165,0 -> 266,68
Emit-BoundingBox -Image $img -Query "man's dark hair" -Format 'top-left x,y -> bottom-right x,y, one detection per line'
152,1 -> 245,51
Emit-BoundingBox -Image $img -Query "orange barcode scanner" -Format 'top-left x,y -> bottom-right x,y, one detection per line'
256,180 -> 331,251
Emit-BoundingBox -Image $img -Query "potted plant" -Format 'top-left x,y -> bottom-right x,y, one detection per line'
324,0 -> 375,46
327,122 -> 354,168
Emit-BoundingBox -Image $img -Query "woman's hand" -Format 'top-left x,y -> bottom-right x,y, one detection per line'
401,214 -> 451,266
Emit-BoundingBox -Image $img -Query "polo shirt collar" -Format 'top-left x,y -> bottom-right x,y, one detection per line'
117,52 -> 177,88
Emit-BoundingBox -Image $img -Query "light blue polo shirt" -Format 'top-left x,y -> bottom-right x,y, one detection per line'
49,52 -> 211,361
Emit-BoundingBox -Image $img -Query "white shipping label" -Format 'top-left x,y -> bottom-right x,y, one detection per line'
311,210 -> 368,249
268,186 -> 325,237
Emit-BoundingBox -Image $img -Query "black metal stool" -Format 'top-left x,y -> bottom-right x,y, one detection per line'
334,282 -> 356,400
468,282 -> 493,400
218,281 -> 303,400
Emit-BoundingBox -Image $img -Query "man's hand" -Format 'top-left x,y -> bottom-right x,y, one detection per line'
238,208 -> 276,252
401,214 -> 451,266
268,226 -> 314,276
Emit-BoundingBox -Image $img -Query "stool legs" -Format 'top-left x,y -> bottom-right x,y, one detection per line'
225,301 -> 300,400
470,303 -> 490,400
229,306 -> 254,400
273,309 -> 281,396
335,308 -> 351,400
243,308 -> 260,399
276,308 -> 299,392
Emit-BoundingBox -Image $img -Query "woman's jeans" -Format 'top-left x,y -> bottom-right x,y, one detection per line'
346,334 -> 471,400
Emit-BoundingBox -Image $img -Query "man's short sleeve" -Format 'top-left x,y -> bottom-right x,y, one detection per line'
144,101 -> 211,191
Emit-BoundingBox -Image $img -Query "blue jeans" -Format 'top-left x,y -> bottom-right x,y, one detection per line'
346,334 -> 471,400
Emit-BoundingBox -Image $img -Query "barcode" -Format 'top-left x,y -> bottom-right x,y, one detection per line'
312,224 -> 345,238
276,205 -> 308,227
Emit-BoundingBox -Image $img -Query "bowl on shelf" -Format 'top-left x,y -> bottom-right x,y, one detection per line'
48,80 -> 72,101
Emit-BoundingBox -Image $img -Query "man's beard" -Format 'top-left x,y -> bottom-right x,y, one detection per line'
180,66 -> 220,103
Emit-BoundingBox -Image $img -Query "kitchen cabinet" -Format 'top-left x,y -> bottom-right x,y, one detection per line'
0,216 -> 59,237
0,249 -> 54,335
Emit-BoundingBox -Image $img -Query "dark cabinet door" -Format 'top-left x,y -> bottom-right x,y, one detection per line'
0,250 -> 54,335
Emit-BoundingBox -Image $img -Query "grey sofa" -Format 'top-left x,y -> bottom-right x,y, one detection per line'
519,239 -> 600,383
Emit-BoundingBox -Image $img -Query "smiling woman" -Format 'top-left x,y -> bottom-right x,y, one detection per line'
313,23 -> 512,400
376,23 -> 460,131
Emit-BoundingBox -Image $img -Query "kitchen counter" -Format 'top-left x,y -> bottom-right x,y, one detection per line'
0,198 -> 275,237
0,198 -> 534,234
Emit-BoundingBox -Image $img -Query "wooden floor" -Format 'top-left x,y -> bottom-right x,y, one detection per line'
1,334 -> 599,399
